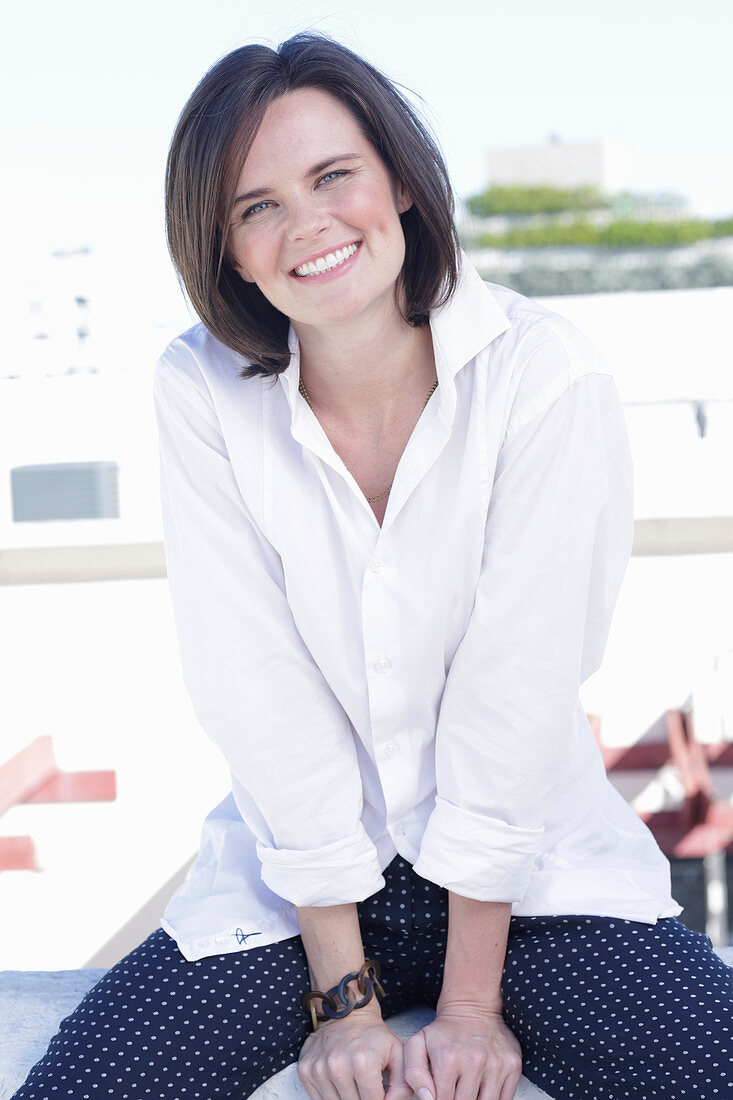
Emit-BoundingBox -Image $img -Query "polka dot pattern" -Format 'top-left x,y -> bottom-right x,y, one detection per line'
12,856 -> 733,1098
499,915 -> 733,1097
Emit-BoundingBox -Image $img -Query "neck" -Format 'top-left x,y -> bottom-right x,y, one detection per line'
293,301 -> 436,436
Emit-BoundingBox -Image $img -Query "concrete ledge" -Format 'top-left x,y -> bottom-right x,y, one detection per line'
0,542 -> 166,585
0,968 -> 108,1099
5,950 -> 733,1099
632,516 -> 733,555
3,516 -> 733,587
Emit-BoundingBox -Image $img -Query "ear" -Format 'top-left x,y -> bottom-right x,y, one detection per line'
234,262 -> 257,284
396,179 -> 413,215
226,249 -> 256,283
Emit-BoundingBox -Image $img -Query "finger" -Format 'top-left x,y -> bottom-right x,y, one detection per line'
297,1064 -> 326,1100
402,1031 -> 436,1100
309,1078 -> 343,1100
382,1039 -> 414,1100
430,1058 -> 459,1100
318,1065 -> 360,1100
305,1050 -> 356,1100
476,1068 -> 515,1100
455,1067 -> 487,1100
497,1069 -> 522,1100
353,1054 -> 391,1100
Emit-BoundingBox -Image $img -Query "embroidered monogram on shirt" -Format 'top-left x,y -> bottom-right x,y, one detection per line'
234,928 -> 262,945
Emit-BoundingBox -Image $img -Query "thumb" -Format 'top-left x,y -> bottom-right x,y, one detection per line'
402,1031 -> 435,1100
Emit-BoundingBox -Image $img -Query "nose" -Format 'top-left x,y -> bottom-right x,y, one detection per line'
285,194 -> 332,243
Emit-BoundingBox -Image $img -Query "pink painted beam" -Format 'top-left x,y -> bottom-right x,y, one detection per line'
0,735 -> 116,815
672,810 -> 733,859
593,709 -> 733,869
706,744 -> 733,767
639,804 -> 733,858
0,737 -> 57,817
0,836 -> 38,872
599,743 -> 673,771
23,770 -> 116,804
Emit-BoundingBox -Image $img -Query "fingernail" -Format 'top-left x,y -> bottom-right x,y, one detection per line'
418,1089 -> 433,1100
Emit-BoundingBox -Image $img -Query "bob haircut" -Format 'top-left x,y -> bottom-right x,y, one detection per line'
165,32 -> 460,379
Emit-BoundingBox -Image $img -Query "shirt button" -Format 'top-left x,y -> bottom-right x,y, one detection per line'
370,559 -> 382,573
385,742 -> 400,757
377,657 -> 392,673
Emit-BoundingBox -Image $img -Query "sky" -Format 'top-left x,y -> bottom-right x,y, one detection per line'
2,0 -> 732,327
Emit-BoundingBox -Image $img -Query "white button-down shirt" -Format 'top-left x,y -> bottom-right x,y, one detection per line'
153,252 -> 681,962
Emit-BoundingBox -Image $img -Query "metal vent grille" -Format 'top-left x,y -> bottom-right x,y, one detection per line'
11,461 -> 120,522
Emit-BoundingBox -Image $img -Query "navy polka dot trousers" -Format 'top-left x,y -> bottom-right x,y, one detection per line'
13,855 -> 733,1098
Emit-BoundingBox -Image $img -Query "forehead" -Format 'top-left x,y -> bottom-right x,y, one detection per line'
236,87 -> 368,183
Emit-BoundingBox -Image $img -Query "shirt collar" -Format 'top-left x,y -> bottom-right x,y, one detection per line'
278,249 -> 511,431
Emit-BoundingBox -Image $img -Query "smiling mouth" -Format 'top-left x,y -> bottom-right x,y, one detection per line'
292,241 -> 361,278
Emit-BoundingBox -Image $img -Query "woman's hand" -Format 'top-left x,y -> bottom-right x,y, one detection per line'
402,1003 -> 523,1100
297,1007 -> 413,1100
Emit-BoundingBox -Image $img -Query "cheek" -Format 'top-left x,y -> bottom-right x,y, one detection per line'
335,185 -> 398,235
374,204 -> 406,249
237,242 -> 275,283
371,192 -> 405,242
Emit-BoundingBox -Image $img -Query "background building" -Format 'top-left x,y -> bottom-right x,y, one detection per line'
486,137 -> 631,194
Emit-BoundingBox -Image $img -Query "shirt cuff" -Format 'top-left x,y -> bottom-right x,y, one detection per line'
256,823 -> 386,907
413,796 -> 544,901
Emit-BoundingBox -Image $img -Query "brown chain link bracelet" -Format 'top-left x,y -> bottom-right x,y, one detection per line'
301,959 -> 385,1032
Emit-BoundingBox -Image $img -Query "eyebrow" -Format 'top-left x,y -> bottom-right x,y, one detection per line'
231,154 -> 362,208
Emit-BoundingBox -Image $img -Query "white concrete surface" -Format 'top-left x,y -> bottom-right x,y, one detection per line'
6,951 -> 733,1100
0,968 -> 107,1100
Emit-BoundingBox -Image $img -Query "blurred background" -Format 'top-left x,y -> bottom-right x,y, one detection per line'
1,0 -> 732,970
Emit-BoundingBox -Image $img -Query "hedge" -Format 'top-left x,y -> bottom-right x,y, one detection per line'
475,217 -> 733,249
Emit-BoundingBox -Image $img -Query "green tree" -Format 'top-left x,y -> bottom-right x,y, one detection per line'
465,185 -> 609,217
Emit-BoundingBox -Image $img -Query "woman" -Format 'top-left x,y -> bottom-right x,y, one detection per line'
14,31 -> 732,1100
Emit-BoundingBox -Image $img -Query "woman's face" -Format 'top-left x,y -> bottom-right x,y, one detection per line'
224,87 -> 412,332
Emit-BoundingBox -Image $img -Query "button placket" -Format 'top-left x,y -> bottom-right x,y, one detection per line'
361,537 -> 409,820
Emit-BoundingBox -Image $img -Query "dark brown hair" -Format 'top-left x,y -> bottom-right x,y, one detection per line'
165,32 -> 460,379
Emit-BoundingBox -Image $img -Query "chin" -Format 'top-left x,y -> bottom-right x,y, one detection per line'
291,291 -> 369,327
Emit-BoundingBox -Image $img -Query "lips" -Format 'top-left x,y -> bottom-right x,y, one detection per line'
290,240 -> 362,277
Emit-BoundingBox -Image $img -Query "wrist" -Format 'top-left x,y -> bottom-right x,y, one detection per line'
308,975 -> 381,1013
436,991 -> 504,1017
302,959 -> 385,1030
319,996 -> 383,1025
439,893 -> 510,1020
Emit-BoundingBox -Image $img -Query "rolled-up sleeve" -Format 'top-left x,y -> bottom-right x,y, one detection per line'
413,339 -> 634,901
153,349 -> 385,907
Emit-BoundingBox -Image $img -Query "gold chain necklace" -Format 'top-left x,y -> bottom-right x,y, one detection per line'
298,376 -> 439,503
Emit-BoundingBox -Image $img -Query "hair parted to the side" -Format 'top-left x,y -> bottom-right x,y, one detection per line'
165,32 -> 460,380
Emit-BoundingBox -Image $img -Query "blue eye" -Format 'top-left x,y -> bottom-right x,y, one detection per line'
319,169 -> 350,185
241,200 -> 272,220
238,170 -> 350,223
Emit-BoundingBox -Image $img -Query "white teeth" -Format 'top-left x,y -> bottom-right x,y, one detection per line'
294,242 -> 359,277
